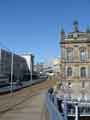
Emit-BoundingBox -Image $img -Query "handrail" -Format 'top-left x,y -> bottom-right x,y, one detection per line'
45,92 -> 64,120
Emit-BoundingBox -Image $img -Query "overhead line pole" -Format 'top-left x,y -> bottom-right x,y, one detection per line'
10,52 -> 13,94
30,62 -> 32,84
30,55 -> 32,84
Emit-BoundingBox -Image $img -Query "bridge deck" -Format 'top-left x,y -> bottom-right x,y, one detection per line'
0,78 -> 57,120
0,92 -> 49,120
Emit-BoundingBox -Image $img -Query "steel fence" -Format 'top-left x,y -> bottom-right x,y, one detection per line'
46,93 -> 64,120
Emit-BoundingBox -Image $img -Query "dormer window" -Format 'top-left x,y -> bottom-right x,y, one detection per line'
73,33 -> 78,38
68,34 -> 73,38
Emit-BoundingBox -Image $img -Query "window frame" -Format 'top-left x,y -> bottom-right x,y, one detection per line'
80,67 -> 86,78
67,67 -> 72,77
66,48 -> 73,62
80,47 -> 86,62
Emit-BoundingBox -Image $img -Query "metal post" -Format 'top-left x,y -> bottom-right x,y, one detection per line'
30,56 -> 32,84
75,104 -> 79,120
64,96 -> 68,120
10,52 -> 13,94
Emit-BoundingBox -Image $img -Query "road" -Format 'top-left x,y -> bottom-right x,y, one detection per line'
0,79 -> 57,120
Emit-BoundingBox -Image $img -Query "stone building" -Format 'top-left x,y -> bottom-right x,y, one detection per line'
60,20 -> 90,81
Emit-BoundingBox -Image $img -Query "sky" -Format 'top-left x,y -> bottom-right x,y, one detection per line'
0,0 -> 90,63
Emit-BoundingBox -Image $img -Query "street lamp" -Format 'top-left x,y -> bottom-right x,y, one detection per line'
10,52 -> 13,94
30,61 -> 32,84
30,55 -> 33,84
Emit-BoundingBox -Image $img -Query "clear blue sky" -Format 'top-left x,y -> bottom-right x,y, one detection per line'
0,0 -> 90,63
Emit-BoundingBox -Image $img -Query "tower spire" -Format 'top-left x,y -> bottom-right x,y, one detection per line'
73,19 -> 79,32
86,25 -> 90,33
60,26 -> 65,42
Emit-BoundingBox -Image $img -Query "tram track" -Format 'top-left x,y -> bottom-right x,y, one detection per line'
0,89 -> 46,114
0,79 -> 57,115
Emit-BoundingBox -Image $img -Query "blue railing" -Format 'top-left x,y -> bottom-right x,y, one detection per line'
46,93 -> 64,120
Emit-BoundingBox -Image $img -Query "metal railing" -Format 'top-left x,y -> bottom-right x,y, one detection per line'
46,93 -> 64,120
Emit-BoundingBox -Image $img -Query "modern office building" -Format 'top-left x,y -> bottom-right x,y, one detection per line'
21,54 -> 34,72
0,48 -> 29,84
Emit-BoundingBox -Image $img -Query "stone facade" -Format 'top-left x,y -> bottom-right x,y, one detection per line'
60,21 -> 90,81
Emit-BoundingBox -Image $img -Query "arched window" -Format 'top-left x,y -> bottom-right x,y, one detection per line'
67,67 -> 72,77
80,67 -> 86,78
67,48 -> 73,61
80,48 -> 86,61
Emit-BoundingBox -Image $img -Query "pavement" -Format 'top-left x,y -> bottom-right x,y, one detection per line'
0,92 -> 49,120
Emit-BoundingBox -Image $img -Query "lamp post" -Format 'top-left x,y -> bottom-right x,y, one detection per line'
10,52 -> 13,94
30,55 -> 32,84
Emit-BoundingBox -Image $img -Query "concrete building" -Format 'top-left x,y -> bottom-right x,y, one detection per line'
60,20 -> 90,81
